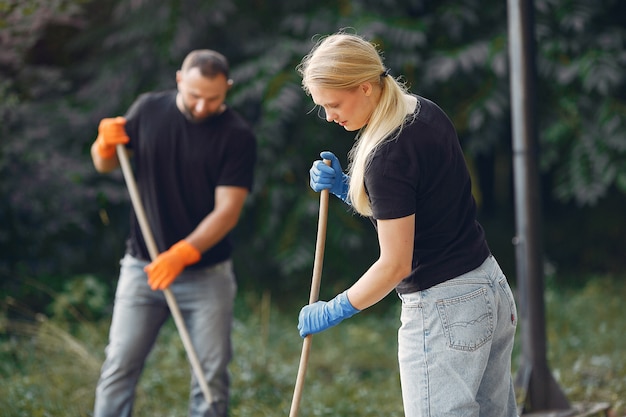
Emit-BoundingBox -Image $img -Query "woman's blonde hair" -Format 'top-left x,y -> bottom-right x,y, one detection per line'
297,32 -> 412,216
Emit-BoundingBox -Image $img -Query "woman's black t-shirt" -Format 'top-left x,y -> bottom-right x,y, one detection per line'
366,96 -> 490,293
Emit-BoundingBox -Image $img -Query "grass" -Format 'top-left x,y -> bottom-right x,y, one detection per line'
0,276 -> 624,416
544,277 -> 626,413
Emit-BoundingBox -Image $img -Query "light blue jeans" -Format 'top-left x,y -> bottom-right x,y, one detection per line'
94,254 -> 236,417
397,256 -> 518,417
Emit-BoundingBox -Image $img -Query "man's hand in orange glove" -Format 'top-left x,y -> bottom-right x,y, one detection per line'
95,117 -> 130,159
144,240 -> 202,290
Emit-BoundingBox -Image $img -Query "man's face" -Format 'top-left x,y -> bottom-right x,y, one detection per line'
176,67 -> 232,121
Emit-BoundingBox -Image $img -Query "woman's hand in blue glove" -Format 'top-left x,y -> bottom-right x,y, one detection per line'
309,151 -> 350,204
298,290 -> 360,337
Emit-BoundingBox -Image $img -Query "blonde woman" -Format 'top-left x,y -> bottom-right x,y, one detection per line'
297,32 -> 518,417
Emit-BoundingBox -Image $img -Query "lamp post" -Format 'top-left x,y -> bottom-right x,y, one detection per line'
506,0 -> 571,413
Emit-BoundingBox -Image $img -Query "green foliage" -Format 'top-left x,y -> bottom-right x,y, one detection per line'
545,277 -> 626,412
0,308 -> 104,416
48,275 -> 110,322
0,0 -> 128,287
1,0 -> 625,308
535,0 -> 626,204
1,277 -> 625,416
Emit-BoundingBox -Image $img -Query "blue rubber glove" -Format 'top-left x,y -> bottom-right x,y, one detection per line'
309,151 -> 350,205
298,290 -> 360,338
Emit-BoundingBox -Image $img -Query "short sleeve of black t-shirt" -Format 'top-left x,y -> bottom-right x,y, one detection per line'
121,90 -> 257,268
365,96 -> 489,292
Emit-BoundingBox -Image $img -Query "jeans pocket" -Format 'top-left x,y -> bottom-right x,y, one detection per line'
498,277 -> 518,327
436,287 -> 494,351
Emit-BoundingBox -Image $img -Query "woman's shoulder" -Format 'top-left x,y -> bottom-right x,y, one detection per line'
412,95 -> 452,122
404,95 -> 455,138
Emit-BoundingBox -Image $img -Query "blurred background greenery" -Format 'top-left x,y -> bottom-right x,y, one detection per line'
1,0 -> 625,415
1,0 -> 625,304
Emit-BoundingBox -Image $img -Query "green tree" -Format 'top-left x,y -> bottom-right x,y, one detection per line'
535,0 -> 626,204
1,0 -> 625,309
0,0 -> 108,291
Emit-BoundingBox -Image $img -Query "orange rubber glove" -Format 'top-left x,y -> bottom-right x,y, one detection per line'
95,117 -> 129,159
144,240 -> 201,290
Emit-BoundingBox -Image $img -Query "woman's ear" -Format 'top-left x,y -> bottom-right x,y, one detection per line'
361,82 -> 373,97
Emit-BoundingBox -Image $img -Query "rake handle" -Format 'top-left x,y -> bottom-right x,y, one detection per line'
116,145 -> 213,405
288,159 -> 331,417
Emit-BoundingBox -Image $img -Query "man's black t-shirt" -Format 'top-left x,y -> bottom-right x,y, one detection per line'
366,96 -> 490,293
122,90 -> 257,268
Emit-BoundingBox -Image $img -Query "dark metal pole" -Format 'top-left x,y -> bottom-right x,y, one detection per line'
506,0 -> 571,413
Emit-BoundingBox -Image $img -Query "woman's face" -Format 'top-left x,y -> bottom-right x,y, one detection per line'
309,83 -> 376,131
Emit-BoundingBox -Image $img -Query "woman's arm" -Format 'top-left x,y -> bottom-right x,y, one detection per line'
347,214 -> 415,310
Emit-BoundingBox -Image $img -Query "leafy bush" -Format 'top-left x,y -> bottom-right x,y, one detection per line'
48,275 -> 110,322
2,0 -> 625,309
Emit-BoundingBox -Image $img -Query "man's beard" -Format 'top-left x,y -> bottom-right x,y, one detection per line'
180,99 -> 224,122
181,101 -> 205,122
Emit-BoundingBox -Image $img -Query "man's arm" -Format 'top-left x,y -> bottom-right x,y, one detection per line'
185,185 -> 249,253
90,139 -> 121,173
90,117 -> 129,173
144,185 -> 250,290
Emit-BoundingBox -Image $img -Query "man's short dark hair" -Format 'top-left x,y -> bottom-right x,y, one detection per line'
181,49 -> 230,78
